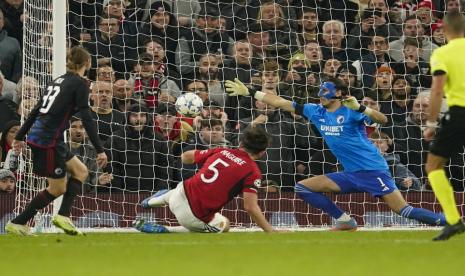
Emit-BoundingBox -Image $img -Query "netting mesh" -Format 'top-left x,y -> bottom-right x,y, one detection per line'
14,0 -> 465,231
15,0 -> 53,230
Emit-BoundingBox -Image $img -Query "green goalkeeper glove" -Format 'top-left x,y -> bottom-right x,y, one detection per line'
342,96 -> 372,115
341,96 -> 360,110
225,78 -> 252,97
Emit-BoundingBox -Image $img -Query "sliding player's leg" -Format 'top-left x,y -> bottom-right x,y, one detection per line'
205,213 -> 230,233
6,146 -> 68,235
295,174 -> 357,231
140,188 -> 174,208
168,183 -> 228,233
135,184 -> 181,234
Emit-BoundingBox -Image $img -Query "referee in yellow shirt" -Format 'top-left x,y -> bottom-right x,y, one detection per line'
424,11 -> 465,241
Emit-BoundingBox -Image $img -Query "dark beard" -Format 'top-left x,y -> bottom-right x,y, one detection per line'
200,71 -> 218,80
393,92 -> 407,100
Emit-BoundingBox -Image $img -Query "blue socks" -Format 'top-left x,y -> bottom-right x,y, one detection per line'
295,182 -> 446,226
399,205 -> 446,226
295,183 -> 344,219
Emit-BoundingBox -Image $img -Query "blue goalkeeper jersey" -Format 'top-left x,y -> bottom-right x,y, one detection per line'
294,102 -> 388,172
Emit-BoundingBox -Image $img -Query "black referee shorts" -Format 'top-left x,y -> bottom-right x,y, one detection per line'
29,141 -> 75,179
429,106 -> 465,158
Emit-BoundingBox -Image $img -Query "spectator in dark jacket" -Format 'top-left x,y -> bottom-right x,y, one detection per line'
67,117 -> 103,193
391,38 -> 431,89
0,9 -> 21,82
90,81 -> 125,142
84,15 -> 136,77
102,0 -> 138,47
0,0 -> 23,48
337,65 -> 363,100
0,120 -> 19,163
139,1 -> 179,76
320,20 -> 360,62
257,1 -> 298,59
222,40 -> 256,84
369,131 -> 422,190
347,7 -> 400,53
0,95 -> 19,134
379,76 -> 414,127
296,7 -> 319,47
353,33 -> 394,89
112,79 -> 134,113
105,104 -> 171,192
68,0 -> 96,46
388,92 -> 431,183
176,5 -> 233,76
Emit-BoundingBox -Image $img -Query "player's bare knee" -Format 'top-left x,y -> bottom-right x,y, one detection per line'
76,167 -> 89,182
298,176 -> 341,193
70,166 -> 88,183
382,191 -> 407,214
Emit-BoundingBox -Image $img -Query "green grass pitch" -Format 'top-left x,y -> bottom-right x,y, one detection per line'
1,231 -> 464,276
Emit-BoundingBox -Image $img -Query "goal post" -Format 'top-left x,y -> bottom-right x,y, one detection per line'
15,0 -> 465,233
51,0 -> 67,79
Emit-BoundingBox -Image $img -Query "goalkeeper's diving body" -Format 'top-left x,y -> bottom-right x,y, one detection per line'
136,127 -> 277,233
225,77 -> 445,231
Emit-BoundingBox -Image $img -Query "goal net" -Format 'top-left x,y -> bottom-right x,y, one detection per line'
15,0 -> 465,232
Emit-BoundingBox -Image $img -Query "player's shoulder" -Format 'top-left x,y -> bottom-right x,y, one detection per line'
220,148 -> 254,163
56,73 -> 87,87
303,102 -> 320,109
432,43 -> 452,57
432,44 -> 445,54
303,102 -> 323,115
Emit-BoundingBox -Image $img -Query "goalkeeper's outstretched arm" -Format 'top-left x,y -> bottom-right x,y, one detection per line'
225,78 -> 295,113
341,96 -> 388,125
255,92 -> 295,114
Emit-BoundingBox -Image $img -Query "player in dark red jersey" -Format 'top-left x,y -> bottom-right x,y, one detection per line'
5,47 -> 108,236
136,127 -> 275,233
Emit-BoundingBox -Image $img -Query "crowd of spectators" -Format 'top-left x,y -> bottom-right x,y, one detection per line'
1,0 -> 465,194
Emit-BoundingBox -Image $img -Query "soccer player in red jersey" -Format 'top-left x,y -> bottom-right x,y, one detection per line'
136,127 -> 276,233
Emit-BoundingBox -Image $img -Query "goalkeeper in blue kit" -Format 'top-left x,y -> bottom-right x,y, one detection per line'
226,77 -> 445,230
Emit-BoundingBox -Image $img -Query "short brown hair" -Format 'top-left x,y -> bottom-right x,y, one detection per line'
199,118 -> 223,131
404,37 -> 422,48
260,59 -> 280,73
240,126 -> 271,155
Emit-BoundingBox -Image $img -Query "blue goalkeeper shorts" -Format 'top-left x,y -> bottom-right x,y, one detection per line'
326,170 -> 398,197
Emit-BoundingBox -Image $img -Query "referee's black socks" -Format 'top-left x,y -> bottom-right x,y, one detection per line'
12,190 -> 56,225
58,178 -> 82,217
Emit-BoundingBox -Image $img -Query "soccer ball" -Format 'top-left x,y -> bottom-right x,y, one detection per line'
175,92 -> 204,117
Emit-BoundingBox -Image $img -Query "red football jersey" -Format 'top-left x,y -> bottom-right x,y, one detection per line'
184,148 -> 262,223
